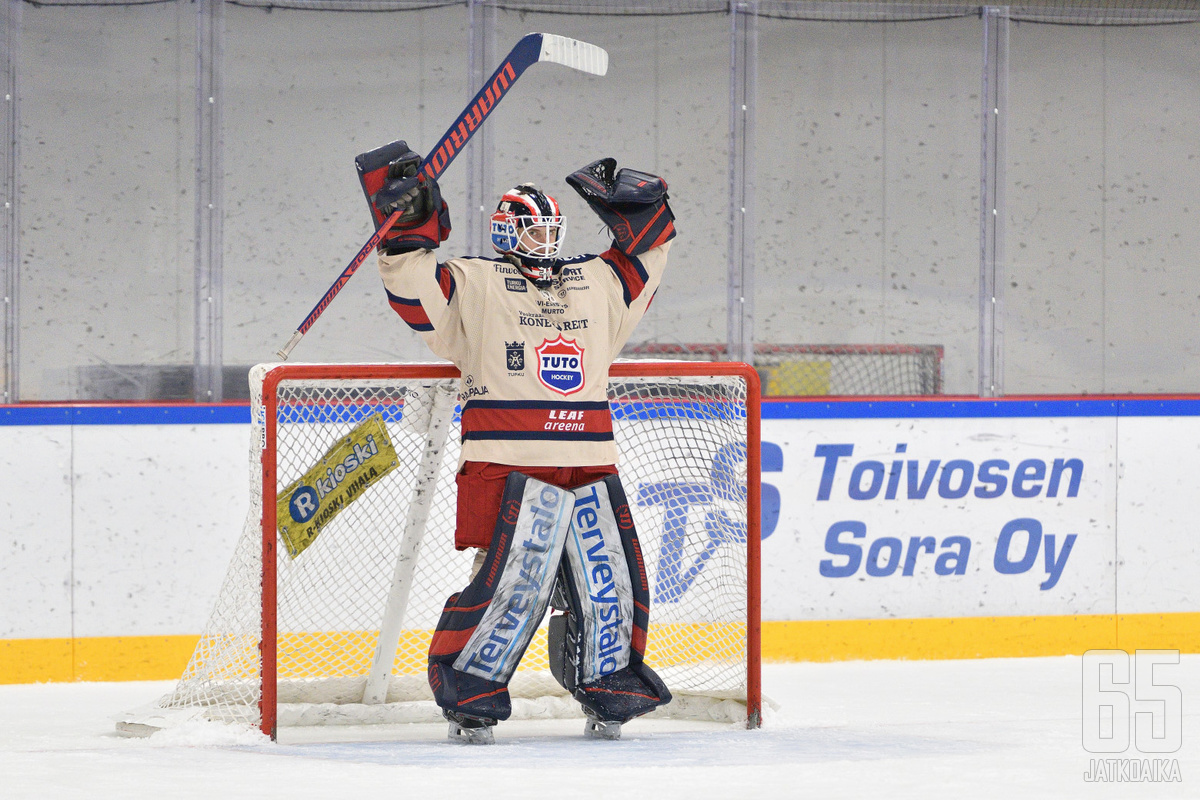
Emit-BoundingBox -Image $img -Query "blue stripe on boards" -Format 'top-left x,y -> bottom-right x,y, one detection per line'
6,396 -> 1200,427
761,398 -> 1151,420
1,404 -> 251,426
610,400 -> 747,422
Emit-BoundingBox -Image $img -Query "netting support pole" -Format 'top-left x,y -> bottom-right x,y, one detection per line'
979,6 -> 1008,397
0,0 -> 18,404
194,0 -> 225,402
463,0 -> 496,258
728,1 -> 757,365
363,379 -> 459,705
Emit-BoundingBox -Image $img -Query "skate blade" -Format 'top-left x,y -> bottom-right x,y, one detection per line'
448,721 -> 495,745
583,718 -> 622,740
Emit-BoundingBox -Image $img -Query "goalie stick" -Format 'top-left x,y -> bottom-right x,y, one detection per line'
275,32 -> 609,360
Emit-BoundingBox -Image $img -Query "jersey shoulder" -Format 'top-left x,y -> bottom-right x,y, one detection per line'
557,252 -> 599,267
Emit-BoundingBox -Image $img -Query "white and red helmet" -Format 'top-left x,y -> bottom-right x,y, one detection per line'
490,183 -> 565,285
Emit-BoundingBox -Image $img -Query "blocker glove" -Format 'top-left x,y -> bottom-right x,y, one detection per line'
355,139 -> 451,254
566,157 -> 675,257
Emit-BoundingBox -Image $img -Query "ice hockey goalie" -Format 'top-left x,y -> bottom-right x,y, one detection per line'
356,142 -> 676,743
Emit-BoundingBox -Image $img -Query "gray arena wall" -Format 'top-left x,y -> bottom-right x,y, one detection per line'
1,1 -> 1198,401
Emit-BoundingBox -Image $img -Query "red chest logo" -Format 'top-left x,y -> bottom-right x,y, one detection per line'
535,336 -> 585,395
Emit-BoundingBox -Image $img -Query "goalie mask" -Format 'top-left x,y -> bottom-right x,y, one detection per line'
490,183 -> 565,287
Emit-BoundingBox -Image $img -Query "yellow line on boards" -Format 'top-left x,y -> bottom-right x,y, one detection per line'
761,613 -> 1200,662
2,613 -> 1196,684
0,635 -> 200,684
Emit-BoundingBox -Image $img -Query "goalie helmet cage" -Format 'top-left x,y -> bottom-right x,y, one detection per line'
161,361 -> 761,739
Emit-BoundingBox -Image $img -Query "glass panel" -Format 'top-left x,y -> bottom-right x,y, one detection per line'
489,9 -> 730,349
754,16 -> 982,395
14,4 -> 1197,401
1006,22 -> 1200,393
221,3 -> 469,379
18,3 -> 195,400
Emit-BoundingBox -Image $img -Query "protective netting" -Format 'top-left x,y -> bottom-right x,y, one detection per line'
21,0 -> 1200,24
622,343 -> 943,396
156,362 -> 756,730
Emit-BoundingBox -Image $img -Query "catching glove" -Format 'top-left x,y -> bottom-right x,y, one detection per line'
565,157 -> 675,257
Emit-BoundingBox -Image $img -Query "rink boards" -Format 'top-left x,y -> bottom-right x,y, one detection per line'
2,397 -> 1198,682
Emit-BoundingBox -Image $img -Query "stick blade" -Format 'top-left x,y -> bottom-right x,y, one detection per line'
537,33 -> 608,76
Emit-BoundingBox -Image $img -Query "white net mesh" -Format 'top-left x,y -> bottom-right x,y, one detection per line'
623,343 -> 944,396
157,362 -> 758,731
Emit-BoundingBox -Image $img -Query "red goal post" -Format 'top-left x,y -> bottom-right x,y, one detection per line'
148,361 -> 762,739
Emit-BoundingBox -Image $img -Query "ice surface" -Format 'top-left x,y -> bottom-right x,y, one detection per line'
2,657 -> 1197,799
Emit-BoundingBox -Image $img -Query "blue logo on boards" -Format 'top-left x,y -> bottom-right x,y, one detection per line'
636,442 -> 781,603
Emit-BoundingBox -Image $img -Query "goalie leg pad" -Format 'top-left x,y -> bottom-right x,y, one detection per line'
547,594 -> 575,696
428,472 -> 576,720
556,475 -> 672,723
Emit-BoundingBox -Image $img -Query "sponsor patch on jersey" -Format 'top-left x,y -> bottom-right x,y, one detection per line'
505,277 -> 527,293
536,335 -> 585,395
506,340 -> 525,372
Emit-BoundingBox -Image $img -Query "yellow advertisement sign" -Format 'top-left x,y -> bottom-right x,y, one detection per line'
276,413 -> 398,559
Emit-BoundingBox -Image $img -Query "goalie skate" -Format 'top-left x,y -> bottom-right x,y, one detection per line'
583,711 -> 621,741
445,711 -> 496,745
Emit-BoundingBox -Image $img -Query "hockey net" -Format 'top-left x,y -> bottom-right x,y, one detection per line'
622,343 -> 943,396
149,362 -> 760,737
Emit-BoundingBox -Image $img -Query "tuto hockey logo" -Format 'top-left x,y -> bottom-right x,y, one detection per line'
535,336 -> 585,395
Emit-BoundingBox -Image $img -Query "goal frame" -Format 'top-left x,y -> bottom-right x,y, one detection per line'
258,361 -> 762,738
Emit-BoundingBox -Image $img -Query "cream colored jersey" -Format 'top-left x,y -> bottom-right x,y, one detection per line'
379,240 -> 672,467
